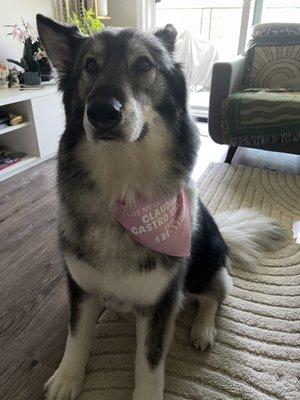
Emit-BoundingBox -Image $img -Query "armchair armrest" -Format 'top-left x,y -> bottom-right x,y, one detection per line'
208,56 -> 246,144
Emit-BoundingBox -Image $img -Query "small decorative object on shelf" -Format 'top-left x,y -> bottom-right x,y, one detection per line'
0,63 -> 9,89
5,19 -> 53,85
7,67 -> 20,88
0,111 -> 24,129
9,113 -> 24,126
0,146 -> 26,171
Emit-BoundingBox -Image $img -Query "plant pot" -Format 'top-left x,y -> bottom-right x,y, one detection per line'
23,71 -> 41,85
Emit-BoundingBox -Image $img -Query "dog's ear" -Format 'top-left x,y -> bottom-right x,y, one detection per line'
155,24 -> 177,53
36,14 -> 83,72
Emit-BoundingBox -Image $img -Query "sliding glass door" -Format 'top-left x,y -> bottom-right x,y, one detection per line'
254,0 -> 300,24
156,0 -> 247,59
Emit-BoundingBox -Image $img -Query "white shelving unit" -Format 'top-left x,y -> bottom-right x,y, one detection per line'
0,84 -> 64,182
0,155 -> 40,181
0,121 -> 31,136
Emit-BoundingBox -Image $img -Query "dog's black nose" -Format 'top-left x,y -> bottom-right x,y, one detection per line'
87,99 -> 123,129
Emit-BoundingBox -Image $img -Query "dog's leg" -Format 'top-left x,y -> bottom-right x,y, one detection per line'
45,275 -> 102,400
191,293 -> 219,351
191,267 -> 232,351
133,287 -> 181,400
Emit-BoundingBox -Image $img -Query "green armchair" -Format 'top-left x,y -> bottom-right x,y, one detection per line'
209,22 -> 300,162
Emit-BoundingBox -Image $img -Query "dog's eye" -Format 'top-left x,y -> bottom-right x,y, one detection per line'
85,57 -> 98,74
134,56 -> 152,73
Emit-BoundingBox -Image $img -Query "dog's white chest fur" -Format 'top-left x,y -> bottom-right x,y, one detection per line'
63,183 -> 198,309
65,253 -> 179,308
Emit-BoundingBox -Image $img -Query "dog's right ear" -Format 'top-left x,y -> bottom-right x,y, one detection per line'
36,14 -> 83,72
155,24 -> 177,53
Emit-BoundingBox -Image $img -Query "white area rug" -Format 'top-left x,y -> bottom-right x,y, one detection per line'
80,163 -> 300,400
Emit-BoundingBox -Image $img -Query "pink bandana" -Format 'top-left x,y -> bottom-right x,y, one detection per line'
115,189 -> 192,257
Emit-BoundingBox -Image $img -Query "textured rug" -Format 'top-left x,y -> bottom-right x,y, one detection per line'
80,162 -> 300,400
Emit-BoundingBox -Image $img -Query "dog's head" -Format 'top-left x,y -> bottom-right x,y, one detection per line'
37,15 -> 188,145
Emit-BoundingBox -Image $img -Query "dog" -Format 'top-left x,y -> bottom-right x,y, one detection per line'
36,15 -> 285,400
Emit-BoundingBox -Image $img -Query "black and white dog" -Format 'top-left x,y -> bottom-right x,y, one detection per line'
37,15 -> 284,400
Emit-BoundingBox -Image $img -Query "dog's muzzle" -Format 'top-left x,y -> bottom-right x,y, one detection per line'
86,98 -> 123,140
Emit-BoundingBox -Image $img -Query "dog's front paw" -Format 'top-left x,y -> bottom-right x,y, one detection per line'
191,321 -> 217,352
45,367 -> 85,400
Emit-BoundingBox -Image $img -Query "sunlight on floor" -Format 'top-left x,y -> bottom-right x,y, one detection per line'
192,122 -> 228,181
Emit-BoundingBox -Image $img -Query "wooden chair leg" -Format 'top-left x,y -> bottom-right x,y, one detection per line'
225,146 -> 238,164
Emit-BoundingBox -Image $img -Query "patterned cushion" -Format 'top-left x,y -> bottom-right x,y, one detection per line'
243,32 -> 300,89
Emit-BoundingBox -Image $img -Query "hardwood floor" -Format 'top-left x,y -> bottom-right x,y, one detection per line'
0,135 -> 299,400
0,159 -> 67,400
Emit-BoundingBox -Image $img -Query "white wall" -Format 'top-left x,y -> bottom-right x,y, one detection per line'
0,0 -> 54,65
106,0 -> 137,28
0,0 -> 138,66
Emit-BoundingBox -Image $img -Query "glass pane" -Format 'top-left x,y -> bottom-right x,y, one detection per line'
261,0 -> 300,23
156,9 -> 203,35
209,8 -> 243,59
156,0 -> 244,59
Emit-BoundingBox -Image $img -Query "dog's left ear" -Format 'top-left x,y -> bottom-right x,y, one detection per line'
155,24 -> 177,53
36,14 -> 83,72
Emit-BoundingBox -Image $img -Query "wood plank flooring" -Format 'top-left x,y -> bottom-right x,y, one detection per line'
0,138 -> 299,399
0,159 -> 67,400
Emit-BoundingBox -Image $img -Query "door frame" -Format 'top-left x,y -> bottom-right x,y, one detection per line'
252,0 -> 264,25
136,0 -> 156,31
237,0 -> 253,54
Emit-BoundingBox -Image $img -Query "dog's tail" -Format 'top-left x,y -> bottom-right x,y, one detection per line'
214,210 -> 286,270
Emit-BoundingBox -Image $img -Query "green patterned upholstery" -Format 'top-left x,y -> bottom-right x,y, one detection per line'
222,89 -> 300,146
243,31 -> 300,89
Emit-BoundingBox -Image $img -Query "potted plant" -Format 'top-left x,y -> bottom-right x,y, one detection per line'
69,8 -> 104,35
8,37 -> 41,85
5,20 -> 51,85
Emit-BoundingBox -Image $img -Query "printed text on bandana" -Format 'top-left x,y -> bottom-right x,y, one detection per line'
121,197 -> 183,243
115,189 -> 192,257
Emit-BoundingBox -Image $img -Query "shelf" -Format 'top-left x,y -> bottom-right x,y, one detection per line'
98,16 -> 111,20
0,84 -> 62,181
0,155 -> 40,182
0,122 -> 31,136
0,85 -> 58,107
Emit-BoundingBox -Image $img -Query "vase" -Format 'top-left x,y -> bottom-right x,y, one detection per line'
23,71 -> 41,86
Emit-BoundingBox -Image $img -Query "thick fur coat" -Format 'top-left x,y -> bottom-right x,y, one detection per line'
36,15 -> 285,400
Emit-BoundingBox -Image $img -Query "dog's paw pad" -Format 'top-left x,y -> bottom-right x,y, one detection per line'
191,323 -> 217,352
45,368 -> 84,400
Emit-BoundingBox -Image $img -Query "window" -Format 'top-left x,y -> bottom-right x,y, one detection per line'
260,0 -> 300,23
156,0 -> 245,59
